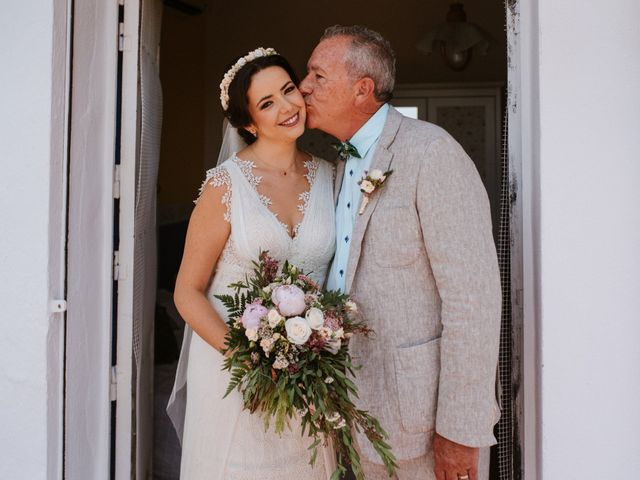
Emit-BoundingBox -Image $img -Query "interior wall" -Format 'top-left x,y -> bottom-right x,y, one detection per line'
159,0 -> 506,209
158,7 -> 206,211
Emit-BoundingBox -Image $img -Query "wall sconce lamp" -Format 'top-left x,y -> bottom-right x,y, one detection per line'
417,2 -> 491,71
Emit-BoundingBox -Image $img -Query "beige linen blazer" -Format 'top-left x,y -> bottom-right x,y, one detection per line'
335,107 -> 502,463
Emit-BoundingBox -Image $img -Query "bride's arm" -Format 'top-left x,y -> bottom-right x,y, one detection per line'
174,179 -> 231,354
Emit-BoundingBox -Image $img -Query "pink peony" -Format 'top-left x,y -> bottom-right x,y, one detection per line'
271,285 -> 306,317
241,301 -> 268,330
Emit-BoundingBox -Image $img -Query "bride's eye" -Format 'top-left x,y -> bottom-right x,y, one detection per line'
284,85 -> 296,94
259,101 -> 273,110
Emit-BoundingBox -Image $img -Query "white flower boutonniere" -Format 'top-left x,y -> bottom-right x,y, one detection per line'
357,169 -> 393,214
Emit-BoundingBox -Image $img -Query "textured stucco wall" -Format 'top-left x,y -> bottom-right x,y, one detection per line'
0,1 -> 66,479
536,0 -> 640,476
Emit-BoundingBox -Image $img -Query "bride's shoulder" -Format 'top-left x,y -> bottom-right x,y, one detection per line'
195,162 -> 232,205
203,161 -> 232,187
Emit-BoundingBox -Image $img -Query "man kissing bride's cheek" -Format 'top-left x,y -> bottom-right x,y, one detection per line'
168,25 -> 501,480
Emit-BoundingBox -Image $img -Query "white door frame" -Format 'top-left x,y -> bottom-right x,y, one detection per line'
114,0 -> 142,478
65,0 -> 120,478
64,1 -> 541,478
507,1 -> 540,479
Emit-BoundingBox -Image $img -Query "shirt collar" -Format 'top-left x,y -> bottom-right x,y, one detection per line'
348,103 -> 390,159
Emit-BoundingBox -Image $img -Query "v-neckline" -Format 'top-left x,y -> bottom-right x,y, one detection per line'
231,153 -> 318,241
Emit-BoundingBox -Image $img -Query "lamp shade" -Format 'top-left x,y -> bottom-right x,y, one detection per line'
417,21 -> 490,55
417,2 -> 491,70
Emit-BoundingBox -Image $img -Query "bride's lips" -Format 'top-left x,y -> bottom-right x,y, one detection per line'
279,112 -> 301,128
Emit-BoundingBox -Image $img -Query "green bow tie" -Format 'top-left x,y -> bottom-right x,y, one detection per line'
333,141 -> 362,161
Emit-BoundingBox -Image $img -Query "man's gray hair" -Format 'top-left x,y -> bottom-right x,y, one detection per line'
321,25 -> 396,103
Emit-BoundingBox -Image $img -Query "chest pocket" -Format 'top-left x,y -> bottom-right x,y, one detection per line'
365,205 -> 422,267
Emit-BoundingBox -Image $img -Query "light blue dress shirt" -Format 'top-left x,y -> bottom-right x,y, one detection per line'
326,103 -> 390,293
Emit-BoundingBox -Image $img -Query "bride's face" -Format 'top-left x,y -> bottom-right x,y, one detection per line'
245,66 -> 306,143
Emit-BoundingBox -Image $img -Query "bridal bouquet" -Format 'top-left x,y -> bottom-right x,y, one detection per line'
216,251 -> 397,480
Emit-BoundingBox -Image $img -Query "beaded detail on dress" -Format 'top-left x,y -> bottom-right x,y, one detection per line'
196,165 -> 232,223
233,156 -> 262,188
232,154 -> 319,238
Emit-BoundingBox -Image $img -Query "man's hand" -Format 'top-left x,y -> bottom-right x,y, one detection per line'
433,433 -> 479,480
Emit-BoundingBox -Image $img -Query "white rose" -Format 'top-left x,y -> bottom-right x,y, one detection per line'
360,180 -> 375,194
345,300 -> 358,312
334,327 -> 344,339
245,328 -> 258,342
267,308 -> 284,328
369,169 -> 383,181
305,307 -> 325,330
285,316 -> 312,345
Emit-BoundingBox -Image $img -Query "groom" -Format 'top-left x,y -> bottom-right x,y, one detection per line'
300,26 -> 502,480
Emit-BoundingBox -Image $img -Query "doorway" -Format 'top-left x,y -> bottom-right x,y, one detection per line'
121,0 -> 517,478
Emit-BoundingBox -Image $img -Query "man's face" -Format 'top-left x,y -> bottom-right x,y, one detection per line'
299,36 -> 356,138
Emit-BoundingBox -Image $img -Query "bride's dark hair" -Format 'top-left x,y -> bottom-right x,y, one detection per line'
223,54 -> 300,145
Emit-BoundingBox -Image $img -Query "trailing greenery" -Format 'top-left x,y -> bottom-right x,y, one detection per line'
215,252 -> 397,479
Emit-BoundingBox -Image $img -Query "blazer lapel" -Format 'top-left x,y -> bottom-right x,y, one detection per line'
345,107 -> 403,293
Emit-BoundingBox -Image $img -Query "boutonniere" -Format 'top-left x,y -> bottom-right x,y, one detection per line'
357,169 -> 393,215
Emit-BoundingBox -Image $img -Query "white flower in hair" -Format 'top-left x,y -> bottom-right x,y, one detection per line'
219,47 -> 278,111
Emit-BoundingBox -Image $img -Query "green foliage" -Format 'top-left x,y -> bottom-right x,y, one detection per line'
215,251 -> 397,479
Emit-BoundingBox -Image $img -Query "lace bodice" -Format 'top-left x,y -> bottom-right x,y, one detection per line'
198,154 -> 336,289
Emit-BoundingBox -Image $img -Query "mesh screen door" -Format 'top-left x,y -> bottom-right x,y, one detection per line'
114,0 -> 163,478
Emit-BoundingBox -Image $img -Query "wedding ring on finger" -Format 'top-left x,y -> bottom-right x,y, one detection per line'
458,475 -> 470,480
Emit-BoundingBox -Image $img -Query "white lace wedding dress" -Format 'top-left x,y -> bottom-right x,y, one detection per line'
167,154 -> 337,480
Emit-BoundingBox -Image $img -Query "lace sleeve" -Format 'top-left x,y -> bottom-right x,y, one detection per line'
195,165 -> 232,223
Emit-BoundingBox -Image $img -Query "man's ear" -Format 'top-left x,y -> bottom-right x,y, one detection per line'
353,77 -> 376,108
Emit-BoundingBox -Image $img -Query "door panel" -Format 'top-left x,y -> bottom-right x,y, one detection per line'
115,0 -> 163,478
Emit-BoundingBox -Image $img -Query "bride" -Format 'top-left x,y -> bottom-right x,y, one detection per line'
167,48 -> 337,479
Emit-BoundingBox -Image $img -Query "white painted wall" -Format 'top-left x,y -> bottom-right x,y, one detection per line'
535,0 -> 640,477
0,1 -> 67,479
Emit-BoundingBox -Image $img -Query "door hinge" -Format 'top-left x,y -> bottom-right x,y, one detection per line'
109,365 -> 118,401
113,164 -> 121,199
113,250 -> 120,280
50,300 -> 67,313
118,22 -> 125,51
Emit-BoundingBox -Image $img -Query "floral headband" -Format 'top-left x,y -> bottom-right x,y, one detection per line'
219,47 -> 279,111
